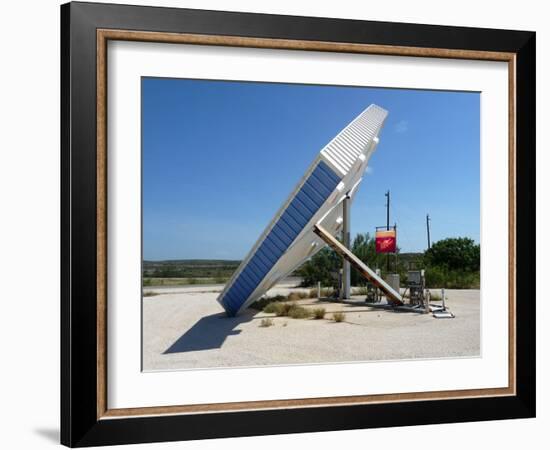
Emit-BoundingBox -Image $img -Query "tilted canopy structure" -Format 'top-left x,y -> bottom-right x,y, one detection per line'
217,104 -> 397,316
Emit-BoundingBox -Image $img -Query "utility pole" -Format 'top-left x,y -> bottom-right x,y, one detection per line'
385,190 -> 390,272
426,214 -> 431,250
385,190 -> 390,231
394,222 -> 398,273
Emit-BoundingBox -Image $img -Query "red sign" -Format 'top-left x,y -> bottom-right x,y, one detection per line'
375,229 -> 396,253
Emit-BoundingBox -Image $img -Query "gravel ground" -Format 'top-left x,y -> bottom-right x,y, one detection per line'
142,282 -> 480,371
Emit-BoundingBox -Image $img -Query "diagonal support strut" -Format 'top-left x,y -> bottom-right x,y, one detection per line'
313,224 -> 403,305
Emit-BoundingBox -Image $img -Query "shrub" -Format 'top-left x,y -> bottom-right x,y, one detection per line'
263,302 -> 312,319
332,312 -> 346,322
314,287 -> 337,299
288,305 -> 312,319
259,318 -> 274,327
286,291 -> 311,301
251,294 -> 286,311
309,287 -> 338,298
424,237 -> 480,272
263,302 -> 284,314
143,291 -> 158,297
424,266 -> 447,288
312,308 -> 326,319
265,302 -> 292,317
278,303 -> 295,316
425,267 -> 480,289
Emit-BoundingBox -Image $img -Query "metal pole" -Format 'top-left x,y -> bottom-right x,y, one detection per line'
394,222 -> 398,273
386,191 -> 390,231
385,190 -> 390,273
426,214 -> 431,250
341,195 -> 351,300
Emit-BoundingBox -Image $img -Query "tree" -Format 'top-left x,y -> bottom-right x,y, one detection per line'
297,233 -> 395,287
297,247 -> 340,287
424,237 -> 480,272
350,233 -> 389,285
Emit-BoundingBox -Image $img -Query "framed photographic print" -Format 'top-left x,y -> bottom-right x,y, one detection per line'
60,1 -> 536,447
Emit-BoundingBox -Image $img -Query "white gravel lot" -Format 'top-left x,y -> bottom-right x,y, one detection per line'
142,281 -> 480,371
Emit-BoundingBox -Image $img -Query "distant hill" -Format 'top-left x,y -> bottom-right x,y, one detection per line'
143,252 -> 424,280
143,259 -> 241,278
143,259 -> 241,266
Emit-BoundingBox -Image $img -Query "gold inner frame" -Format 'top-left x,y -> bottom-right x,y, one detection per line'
96,29 -> 517,420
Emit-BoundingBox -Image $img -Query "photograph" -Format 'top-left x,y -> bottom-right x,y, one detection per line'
54,1 -> 536,446
141,78 -> 481,371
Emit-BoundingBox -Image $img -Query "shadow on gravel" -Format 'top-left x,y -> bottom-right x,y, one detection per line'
164,311 -> 254,354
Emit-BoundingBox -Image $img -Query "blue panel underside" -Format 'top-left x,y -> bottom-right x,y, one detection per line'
220,161 -> 341,315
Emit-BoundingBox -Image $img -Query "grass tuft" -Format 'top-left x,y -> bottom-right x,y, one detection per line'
252,290 -> 316,311
286,291 -> 312,301
263,302 -> 283,314
259,318 -> 274,327
332,312 -> 346,322
251,295 -> 285,311
312,307 -> 326,319
288,305 -> 312,319
262,302 -> 312,319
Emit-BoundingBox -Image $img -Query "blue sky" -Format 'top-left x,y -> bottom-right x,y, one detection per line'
142,78 -> 479,261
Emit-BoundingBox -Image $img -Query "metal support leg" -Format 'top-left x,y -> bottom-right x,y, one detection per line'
341,195 -> 351,300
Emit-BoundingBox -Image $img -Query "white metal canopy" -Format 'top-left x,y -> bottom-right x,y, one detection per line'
217,104 -> 389,316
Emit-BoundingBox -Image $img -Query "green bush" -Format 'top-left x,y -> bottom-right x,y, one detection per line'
425,265 -> 447,288
425,266 -> 480,289
424,237 -> 480,272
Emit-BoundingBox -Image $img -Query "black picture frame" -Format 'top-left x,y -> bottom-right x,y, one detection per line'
61,1 -> 535,447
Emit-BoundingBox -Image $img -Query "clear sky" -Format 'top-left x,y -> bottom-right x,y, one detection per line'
142,77 -> 479,261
